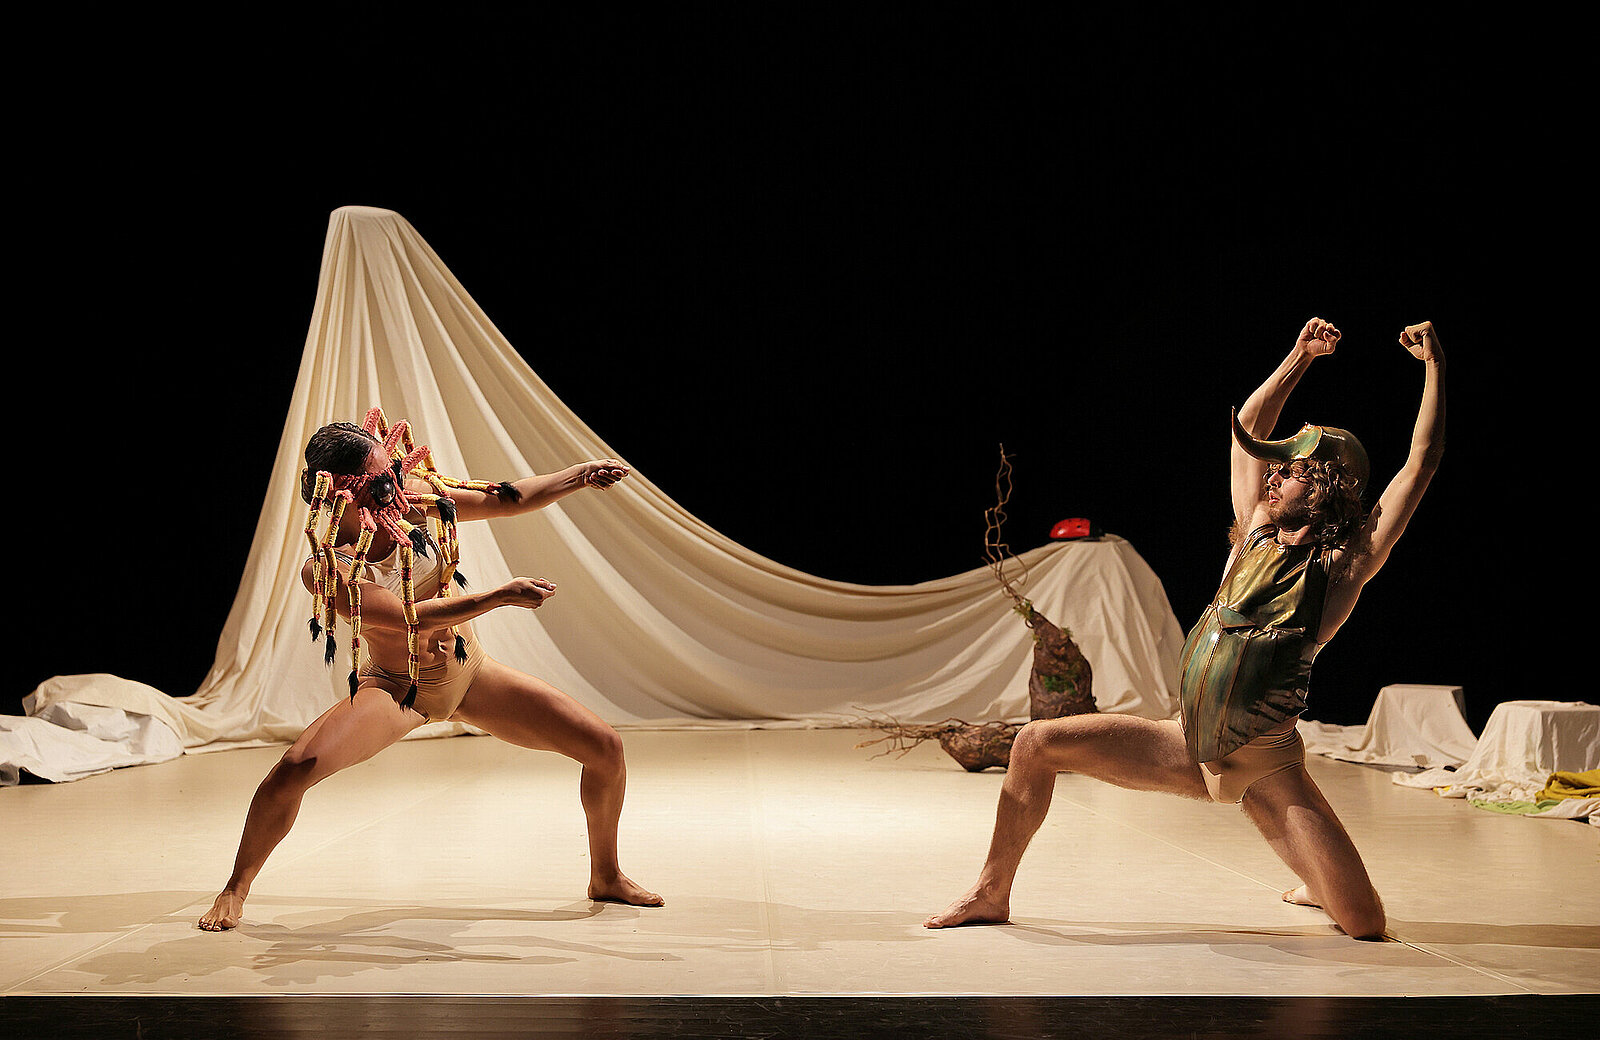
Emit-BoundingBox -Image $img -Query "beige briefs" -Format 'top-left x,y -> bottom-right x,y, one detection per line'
359,636 -> 486,722
1199,725 -> 1305,804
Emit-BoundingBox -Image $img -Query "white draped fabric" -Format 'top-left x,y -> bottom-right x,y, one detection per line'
10,206 -> 1183,780
1300,684 -> 1479,769
1392,699 -> 1599,786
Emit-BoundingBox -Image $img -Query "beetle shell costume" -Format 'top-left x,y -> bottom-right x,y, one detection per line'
1177,412 -> 1370,796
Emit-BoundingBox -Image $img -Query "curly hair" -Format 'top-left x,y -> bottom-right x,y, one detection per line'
1270,458 -> 1368,548
299,422 -> 380,503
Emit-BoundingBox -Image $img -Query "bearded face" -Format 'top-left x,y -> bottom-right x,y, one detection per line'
1265,460 -> 1318,531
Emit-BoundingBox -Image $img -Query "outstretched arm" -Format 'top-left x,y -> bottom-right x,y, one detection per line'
1320,322 -> 1446,636
421,459 -> 631,523
1230,318 -> 1340,539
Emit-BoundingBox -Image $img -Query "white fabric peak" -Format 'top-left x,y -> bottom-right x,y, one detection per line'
17,206 -> 1183,769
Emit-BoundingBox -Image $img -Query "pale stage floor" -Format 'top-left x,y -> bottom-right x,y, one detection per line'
2,729 -> 1595,998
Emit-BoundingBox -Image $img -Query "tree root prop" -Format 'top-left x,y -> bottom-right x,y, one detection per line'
857,446 -> 1097,772
852,715 -> 1024,772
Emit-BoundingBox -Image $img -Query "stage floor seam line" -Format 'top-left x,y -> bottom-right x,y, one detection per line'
1048,779 -> 1547,991
1053,790 -> 1287,893
4,909 -> 191,996
7,743 -> 508,995
1389,941 -> 1538,994
5,730 -> 1595,998
742,731 -> 783,994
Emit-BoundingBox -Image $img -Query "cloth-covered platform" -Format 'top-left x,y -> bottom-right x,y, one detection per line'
2,729 -> 1595,999
1392,700 -> 1600,823
1300,683 -> 1478,769
1,204 -> 1187,785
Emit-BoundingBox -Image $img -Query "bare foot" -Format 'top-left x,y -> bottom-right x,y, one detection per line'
925,886 -> 1010,929
198,889 -> 247,931
588,874 -> 663,907
1282,884 -> 1323,908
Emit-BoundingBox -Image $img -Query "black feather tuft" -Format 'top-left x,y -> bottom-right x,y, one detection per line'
323,633 -> 337,665
309,616 -> 322,641
408,527 -> 429,557
455,634 -> 468,663
437,497 -> 456,523
402,683 -> 418,711
452,568 -> 469,588
348,670 -> 359,700
495,481 -> 523,503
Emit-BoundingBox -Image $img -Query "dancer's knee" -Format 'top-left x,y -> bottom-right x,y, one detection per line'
1009,721 -> 1046,763
581,725 -> 625,773
1011,719 -> 1078,771
1336,891 -> 1386,941
269,749 -> 319,789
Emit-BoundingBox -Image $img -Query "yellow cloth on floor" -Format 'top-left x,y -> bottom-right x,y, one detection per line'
1538,768 -> 1600,801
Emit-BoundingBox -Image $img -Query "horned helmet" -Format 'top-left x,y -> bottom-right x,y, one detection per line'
1230,409 -> 1370,492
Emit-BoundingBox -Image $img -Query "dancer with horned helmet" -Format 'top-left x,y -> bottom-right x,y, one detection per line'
927,319 -> 1446,940
200,407 -> 660,930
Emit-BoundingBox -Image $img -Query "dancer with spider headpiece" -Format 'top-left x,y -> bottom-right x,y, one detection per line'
927,319 -> 1446,940
199,407 -> 660,930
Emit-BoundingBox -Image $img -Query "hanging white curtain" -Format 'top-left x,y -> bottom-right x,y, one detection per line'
18,206 -> 1182,764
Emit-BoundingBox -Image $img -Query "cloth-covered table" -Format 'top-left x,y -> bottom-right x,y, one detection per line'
1393,700 -> 1600,824
1300,684 -> 1477,768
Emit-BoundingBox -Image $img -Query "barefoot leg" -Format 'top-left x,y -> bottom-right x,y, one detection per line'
1282,884 -> 1321,907
1242,766 -> 1386,939
924,727 -> 1056,928
926,716 -> 1208,928
454,659 -> 662,906
198,686 -> 425,930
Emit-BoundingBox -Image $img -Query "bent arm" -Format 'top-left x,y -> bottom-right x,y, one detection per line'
300,559 -> 552,630
1231,319 -> 1337,537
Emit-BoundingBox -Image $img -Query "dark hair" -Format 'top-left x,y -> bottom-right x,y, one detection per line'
1290,458 -> 1367,548
300,422 -> 380,502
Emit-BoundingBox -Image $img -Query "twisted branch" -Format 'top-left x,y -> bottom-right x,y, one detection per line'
851,713 -> 974,759
984,444 -> 1034,622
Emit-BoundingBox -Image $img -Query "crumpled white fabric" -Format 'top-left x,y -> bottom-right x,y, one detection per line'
9,206 -> 1187,783
1390,700 -> 1600,823
1522,798 -> 1600,825
0,676 -> 185,784
2,675 -> 478,785
0,706 -> 182,786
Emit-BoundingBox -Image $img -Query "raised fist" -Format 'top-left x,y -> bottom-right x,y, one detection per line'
1399,321 -> 1442,363
1296,317 -> 1341,357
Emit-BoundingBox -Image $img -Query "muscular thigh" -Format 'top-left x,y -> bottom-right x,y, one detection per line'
286,686 -> 427,784
1242,763 -> 1361,858
451,656 -> 616,763
1241,764 -> 1381,923
1024,715 -> 1209,801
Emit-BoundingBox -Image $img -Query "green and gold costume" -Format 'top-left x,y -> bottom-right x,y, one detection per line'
1178,525 -> 1331,763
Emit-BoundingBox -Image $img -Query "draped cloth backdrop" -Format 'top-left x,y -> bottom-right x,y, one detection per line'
25,206 -> 1183,756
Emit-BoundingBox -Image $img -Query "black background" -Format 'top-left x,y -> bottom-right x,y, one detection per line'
8,12 -> 1548,729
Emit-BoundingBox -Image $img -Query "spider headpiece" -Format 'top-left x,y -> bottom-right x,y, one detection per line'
302,406 -> 521,709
